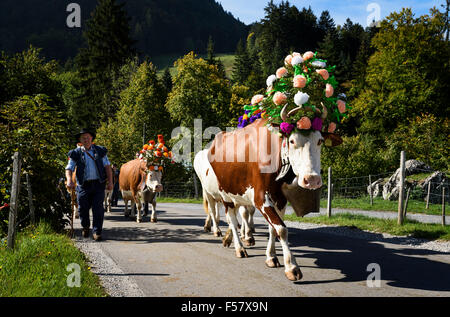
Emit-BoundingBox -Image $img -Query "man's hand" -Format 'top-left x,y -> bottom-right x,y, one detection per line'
106,182 -> 113,191
66,179 -> 76,190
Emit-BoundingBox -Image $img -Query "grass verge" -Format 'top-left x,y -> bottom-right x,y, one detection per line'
157,197 -> 203,204
319,197 -> 446,216
284,213 -> 450,241
0,223 -> 107,297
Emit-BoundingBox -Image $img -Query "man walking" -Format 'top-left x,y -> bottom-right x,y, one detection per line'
66,128 -> 113,241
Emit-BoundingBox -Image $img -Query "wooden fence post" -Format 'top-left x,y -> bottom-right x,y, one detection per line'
327,167 -> 332,218
443,187 -> 446,226
26,173 -> 35,225
397,151 -> 406,225
7,152 -> 22,250
369,174 -> 373,206
193,173 -> 199,199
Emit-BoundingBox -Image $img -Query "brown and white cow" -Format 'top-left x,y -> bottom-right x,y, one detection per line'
196,117 -> 341,281
194,151 -> 256,246
119,159 -> 163,223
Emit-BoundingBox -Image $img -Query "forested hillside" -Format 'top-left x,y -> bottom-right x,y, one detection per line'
0,0 -> 248,61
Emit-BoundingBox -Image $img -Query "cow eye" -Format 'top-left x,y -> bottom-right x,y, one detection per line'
318,139 -> 324,146
290,139 -> 295,145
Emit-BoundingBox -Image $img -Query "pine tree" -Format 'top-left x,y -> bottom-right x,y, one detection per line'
161,68 -> 173,95
74,0 -> 136,129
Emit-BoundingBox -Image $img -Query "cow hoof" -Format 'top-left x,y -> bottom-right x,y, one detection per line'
222,237 -> 232,248
204,226 -> 211,233
214,230 -> 222,237
244,237 -> 255,247
151,218 -> 157,223
285,267 -> 303,281
265,257 -> 281,268
236,248 -> 248,258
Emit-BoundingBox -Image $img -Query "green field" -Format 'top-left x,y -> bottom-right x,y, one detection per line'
0,223 -> 107,297
154,53 -> 236,78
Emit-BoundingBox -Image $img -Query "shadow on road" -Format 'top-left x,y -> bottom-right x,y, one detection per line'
288,226 -> 450,292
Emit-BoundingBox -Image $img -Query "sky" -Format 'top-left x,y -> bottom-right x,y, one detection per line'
218,0 -> 446,27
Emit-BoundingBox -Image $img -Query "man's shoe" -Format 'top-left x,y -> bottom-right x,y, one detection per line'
82,228 -> 90,238
93,233 -> 102,241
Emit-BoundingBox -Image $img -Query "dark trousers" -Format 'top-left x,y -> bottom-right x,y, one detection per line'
77,180 -> 106,235
112,182 -> 120,206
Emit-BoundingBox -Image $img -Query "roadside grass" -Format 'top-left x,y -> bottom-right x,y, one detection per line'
157,197 -> 203,204
0,222 -> 107,297
319,196 -> 446,216
284,213 -> 450,241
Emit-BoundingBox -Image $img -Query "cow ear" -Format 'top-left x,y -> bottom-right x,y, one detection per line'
321,132 -> 343,147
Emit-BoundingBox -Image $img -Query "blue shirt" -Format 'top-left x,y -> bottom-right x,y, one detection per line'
66,147 -> 111,183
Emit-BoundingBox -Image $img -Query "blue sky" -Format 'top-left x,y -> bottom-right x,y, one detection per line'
218,0 -> 445,27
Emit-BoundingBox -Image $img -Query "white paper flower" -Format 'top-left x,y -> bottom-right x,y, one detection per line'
294,92 -> 309,106
291,55 -> 304,66
266,74 -> 277,87
311,61 -> 327,68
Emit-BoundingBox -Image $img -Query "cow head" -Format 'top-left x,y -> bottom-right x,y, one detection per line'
281,105 -> 342,190
145,167 -> 163,193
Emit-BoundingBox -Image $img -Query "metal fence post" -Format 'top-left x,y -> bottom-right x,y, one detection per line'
369,174 -> 373,206
426,181 -> 431,209
397,151 -> 406,225
443,187 -> 446,226
7,152 -> 22,250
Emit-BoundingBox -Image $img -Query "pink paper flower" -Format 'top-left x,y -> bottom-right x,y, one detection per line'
251,94 -> 264,105
297,117 -> 312,130
325,84 -> 334,98
273,92 -> 287,106
303,51 -> 314,60
280,122 -> 295,135
328,122 -> 337,133
276,67 -> 288,79
337,100 -> 346,113
316,69 -> 329,80
293,75 -> 307,88
284,55 -> 293,66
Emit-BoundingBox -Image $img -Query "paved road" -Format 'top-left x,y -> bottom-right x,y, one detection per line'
74,202 -> 450,297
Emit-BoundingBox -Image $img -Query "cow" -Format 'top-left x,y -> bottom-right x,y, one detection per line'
197,113 -> 341,281
119,159 -> 163,223
194,151 -> 256,246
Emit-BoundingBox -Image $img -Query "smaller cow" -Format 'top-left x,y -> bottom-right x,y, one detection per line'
119,159 -> 163,223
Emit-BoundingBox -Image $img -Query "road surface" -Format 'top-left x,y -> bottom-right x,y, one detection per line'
74,202 -> 450,297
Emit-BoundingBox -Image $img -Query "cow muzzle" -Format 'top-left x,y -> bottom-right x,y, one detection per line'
299,175 -> 322,190
153,184 -> 163,193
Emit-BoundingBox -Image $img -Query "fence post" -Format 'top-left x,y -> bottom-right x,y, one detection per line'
443,187 -> 446,226
426,182 -> 431,209
327,167 -> 332,218
7,152 -> 22,250
26,173 -> 35,225
397,151 -> 406,225
369,174 -> 373,206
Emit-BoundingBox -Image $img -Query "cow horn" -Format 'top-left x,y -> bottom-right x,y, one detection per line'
280,104 -> 289,122
287,106 -> 302,118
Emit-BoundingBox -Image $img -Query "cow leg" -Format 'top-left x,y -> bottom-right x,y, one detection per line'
265,224 -> 281,268
248,206 -> 256,233
259,195 -> 302,281
150,198 -> 157,223
225,207 -> 248,258
134,196 -> 142,223
206,195 -> 221,237
238,206 -> 255,246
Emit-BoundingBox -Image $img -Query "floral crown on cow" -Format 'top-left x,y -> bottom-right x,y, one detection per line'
237,51 -> 349,141
137,134 -> 174,171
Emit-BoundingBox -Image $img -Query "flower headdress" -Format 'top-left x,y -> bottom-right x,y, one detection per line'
237,51 -> 349,138
137,135 -> 174,171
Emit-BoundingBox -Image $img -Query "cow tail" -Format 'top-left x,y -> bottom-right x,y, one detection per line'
202,193 -> 209,215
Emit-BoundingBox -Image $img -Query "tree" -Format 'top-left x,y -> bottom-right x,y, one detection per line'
74,0 -> 136,129
165,52 -> 232,130
161,68 -> 173,95
96,61 -> 171,166
0,94 -> 71,234
351,8 -> 450,136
